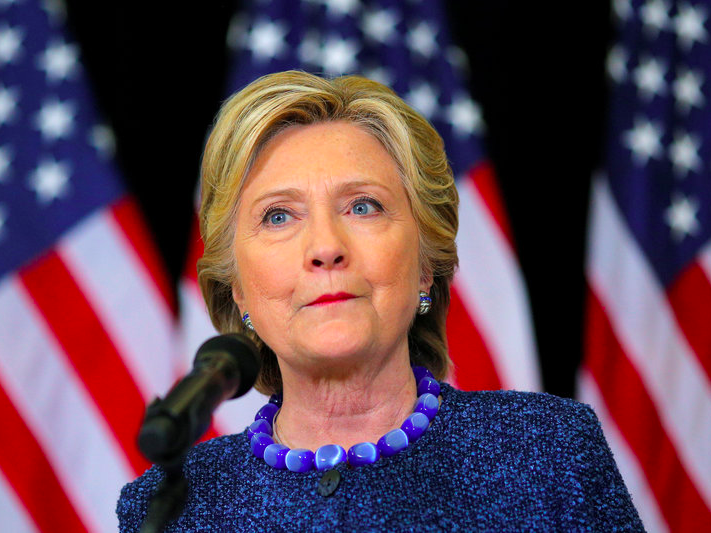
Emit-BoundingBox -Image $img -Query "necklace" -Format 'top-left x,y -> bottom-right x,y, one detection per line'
247,366 -> 441,472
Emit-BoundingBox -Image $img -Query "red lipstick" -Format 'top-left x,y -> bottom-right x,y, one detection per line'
307,292 -> 356,306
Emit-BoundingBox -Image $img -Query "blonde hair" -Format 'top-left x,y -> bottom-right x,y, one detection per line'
198,70 -> 459,394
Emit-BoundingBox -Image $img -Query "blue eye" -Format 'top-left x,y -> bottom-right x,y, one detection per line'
352,202 -> 372,215
264,210 -> 292,226
351,198 -> 382,215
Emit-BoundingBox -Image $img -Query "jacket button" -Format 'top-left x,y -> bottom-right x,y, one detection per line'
317,469 -> 340,497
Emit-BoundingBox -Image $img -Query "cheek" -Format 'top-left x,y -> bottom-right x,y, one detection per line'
368,229 -> 421,305
234,242 -> 297,313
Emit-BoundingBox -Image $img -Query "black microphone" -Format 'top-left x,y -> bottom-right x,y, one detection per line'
138,333 -> 260,465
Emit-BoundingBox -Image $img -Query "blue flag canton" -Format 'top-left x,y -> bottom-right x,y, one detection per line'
225,0 -> 487,177
605,0 -> 711,286
0,0 -> 123,279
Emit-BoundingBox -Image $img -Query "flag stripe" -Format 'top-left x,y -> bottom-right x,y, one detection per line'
467,162 -> 514,248
587,179 -> 711,506
0,277 -> 133,533
19,252 -> 150,476
182,217 -> 203,284
585,288 -> 711,530
699,246 -> 711,281
666,258 -> 711,385
59,203 -> 178,398
577,370 -> 668,533
111,198 -> 176,313
0,383 -> 85,533
446,285 -> 502,390
455,172 -> 540,391
178,279 -> 269,435
0,469 -> 40,533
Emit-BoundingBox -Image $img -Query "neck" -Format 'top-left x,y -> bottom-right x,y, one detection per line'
274,349 -> 417,451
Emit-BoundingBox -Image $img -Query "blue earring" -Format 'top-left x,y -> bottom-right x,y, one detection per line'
242,312 -> 255,331
417,291 -> 431,315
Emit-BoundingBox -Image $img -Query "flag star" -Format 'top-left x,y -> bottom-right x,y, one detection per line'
640,0 -> 670,36
324,0 -> 359,17
446,96 -> 484,136
613,0 -> 633,23
669,131 -> 702,177
362,66 -> 395,87
0,85 -> 19,126
0,24 -> 23,65
226,14 -> 248,51
406,21 -> 438,58
27,159 -> 71,204
664,193 -> 700,241
674,2 -> 708,51
361,9 -> 399,43
297,31 -> 321,66
606,45 -> 628,83
623,117 -> 664,165
89,124 -> 116,157
406,83 -> 439,119
0,204 -> 6,240
247,20 -> 288,61
34,99 -> 75,141
633,56 -> 667,100
673,68 -> 705,113
446,46 -> 469,74
320,37 -> 358,74
0,145 -> 12,182
37,41 -> 79,83
41,0 -> 67,23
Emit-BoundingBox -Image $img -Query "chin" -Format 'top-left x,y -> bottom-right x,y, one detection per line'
300,321 -> 374,361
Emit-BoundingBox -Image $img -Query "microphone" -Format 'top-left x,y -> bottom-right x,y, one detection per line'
138,334 -> 260,465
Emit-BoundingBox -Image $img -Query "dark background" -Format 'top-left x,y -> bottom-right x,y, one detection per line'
63,1 -> 612,399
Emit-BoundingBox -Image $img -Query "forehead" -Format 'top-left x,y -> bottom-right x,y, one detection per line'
242,121 -> 403,194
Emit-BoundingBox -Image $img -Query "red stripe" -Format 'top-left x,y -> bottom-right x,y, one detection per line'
183,214 -> 204,284
466,161 -> 514,248
0,383 -> 88,532
667,260 -> 711,385
111,197 -> 177,315
446,286 -> 502,391
20,251 -> 150,475
584,288 -> 711,531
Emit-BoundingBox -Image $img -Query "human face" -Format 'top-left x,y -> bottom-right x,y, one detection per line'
232,121 -> 430,373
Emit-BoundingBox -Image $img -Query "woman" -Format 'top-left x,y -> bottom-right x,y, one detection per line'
118,71 -> 643,531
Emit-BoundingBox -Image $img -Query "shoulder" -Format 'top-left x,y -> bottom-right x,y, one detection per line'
116,433 -> 249,531
438,383 -> 610,470
437,384 -> 643,530
441,383 -> 600,435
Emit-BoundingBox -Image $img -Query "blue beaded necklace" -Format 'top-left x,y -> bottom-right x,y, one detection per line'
248,366 -> 441,472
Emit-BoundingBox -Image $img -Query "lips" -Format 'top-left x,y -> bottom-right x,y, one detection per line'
307,292 -> 356,306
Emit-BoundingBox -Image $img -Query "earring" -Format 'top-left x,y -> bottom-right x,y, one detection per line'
417,291 -> 432,315
242,312 -> 255,331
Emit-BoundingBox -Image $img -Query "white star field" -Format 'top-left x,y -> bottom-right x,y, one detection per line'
613,0 -> 710,242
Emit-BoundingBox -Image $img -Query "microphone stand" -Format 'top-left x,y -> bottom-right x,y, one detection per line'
137,396 -> 193,533
138,454 -> 188,533
135,334 -> 260,532
136,355 -> 236,532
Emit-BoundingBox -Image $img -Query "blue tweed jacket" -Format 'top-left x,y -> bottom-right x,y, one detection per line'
117,383 -> 644,531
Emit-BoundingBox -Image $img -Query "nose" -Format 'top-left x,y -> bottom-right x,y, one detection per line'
304,214 -> 348,271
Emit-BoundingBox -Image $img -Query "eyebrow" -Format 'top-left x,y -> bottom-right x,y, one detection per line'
250,179 -> 395,207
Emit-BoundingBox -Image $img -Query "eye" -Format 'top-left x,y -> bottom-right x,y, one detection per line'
262,208 -> 293,227
350,197 -> 383,216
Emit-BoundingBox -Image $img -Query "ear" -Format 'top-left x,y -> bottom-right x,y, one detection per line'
419,269 -> 433,294
231,283 -> 245,314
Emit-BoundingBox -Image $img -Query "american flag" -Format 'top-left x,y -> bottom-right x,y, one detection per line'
0,1 -> 179,531
179,0 -> 541,437
578,0 -> 711,530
